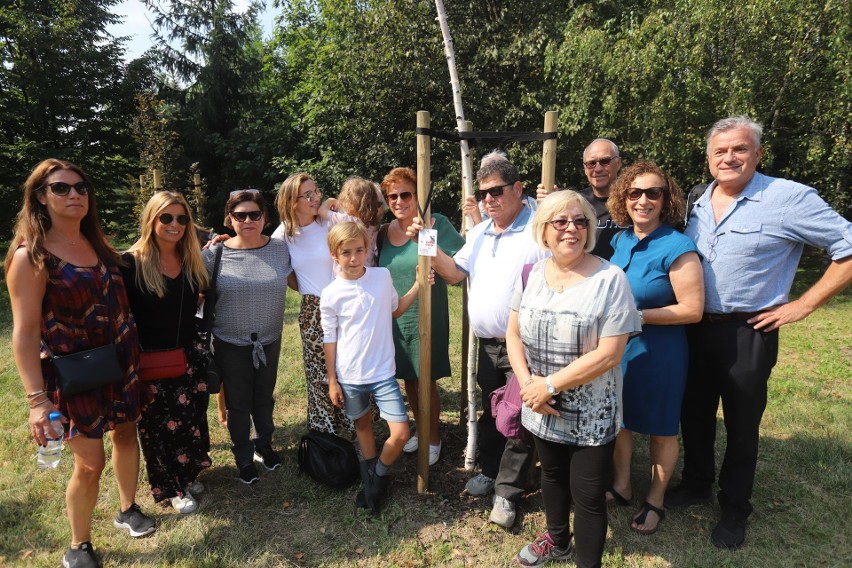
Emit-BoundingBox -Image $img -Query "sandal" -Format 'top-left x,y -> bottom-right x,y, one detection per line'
632,501 -> 666,535
605,486 -> 632,506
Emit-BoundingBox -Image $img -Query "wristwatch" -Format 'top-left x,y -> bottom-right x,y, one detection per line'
638,310 -> 645,326
545,375 -> 557,395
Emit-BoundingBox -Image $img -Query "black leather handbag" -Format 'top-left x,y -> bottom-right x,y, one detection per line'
298,430 -> 360,488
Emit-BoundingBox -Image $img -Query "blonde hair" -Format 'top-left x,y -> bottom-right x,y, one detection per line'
327,221 -> 369,257
532,191 -> 598,253
275,172 -> 314,241
126,191 -> 208,297
4,159 -> 121,275
338,176 -> 383,227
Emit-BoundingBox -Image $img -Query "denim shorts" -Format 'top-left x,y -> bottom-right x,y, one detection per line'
340,377 -> 408,423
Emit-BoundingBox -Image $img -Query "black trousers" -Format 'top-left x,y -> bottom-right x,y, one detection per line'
477,339 -> 534,499
534,436 -> 614,568
680,320 -> 778,519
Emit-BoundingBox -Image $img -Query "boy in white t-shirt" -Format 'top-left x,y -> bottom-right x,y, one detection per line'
320,221 -> 421,513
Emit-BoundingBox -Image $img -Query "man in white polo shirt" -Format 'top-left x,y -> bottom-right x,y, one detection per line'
410,151 -> 549,528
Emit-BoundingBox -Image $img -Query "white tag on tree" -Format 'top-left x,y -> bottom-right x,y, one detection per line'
418,229 -> 438,256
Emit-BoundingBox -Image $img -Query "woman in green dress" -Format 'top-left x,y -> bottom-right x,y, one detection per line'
378,167 -> 465,465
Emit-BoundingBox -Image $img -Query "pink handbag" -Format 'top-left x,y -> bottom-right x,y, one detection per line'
490,374 -> 531,441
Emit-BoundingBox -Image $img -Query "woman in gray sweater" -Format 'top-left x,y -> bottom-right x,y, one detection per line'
203,190 -> 292,485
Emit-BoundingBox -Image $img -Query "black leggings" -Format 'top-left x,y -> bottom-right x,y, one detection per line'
534,436 -> 614,568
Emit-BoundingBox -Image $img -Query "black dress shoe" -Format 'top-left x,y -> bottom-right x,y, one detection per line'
711,513 -> 747,549
664,483 -> 714,509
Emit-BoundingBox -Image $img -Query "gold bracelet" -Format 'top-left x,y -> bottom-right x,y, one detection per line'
29,397 -> 50,409
27,390 -> 46,399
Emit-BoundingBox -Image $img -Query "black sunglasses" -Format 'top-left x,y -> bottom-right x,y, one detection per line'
582,156 -> 617,169
46,181 -> 91,196
626,187 -> 666,201
158,213 -> 190,226
474,183 -> 512,201
548,217 -> 590,231
386,191 -> 413,202
230,210 -> 263,222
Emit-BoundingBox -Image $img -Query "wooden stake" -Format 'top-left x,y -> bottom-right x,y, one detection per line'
541,111 -> 558,194
416,111 -> 433,494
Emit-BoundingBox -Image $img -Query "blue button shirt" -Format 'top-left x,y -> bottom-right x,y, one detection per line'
685,172 -> 852,313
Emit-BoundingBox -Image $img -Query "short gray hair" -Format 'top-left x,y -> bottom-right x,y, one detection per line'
583,138 -> 619,159
705,116 -> 763,153
476,150 -> 520,184
531,190 -> 598,253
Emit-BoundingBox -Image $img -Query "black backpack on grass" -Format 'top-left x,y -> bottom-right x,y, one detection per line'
298,430 -> 359,488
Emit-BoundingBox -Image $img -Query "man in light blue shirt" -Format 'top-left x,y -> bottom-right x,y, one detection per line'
668,116 -> 852,549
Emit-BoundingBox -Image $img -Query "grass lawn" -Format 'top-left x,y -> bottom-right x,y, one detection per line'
0,250 -> 849,567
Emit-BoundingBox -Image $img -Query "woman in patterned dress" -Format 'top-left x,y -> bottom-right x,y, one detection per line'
507,191 -> 641,568
122,191 -> 212,514
5,159 -> 154,568
272,173 -> 355,435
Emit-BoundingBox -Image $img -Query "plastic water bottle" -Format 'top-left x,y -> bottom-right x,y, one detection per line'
37,411 -> 64,469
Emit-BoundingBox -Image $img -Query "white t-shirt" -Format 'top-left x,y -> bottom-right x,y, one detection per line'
453,207 -> 549,339
320,267 -> 398,385
271,211 -> 352,296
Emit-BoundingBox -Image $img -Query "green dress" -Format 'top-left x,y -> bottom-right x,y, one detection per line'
378,213 -> 465,381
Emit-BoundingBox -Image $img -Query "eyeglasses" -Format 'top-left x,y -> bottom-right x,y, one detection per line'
547,217 -> 590,231
626,187 -> 666,201
474,183 -> 512,201
158,213 -> 190,226
582,156 -> 617,169
386,191 -> 413,202
45,181 -> 91,196
230,210 -> 263,222
229,188 -> 259,197
297,189 -> 322,201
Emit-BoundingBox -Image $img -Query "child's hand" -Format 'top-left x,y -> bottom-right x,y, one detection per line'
415,265 -> 436,286
328,380 -> 344,409
324,197 -> 339,212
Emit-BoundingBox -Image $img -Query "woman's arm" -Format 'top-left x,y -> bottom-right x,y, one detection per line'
642,251 -> 704,325
520,334 -> 630,409
507,310 -> 558,416
318,198 -> 338,221
7,248 -> 57,444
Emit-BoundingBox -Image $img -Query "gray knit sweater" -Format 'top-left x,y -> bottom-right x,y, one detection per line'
202,239 -> 292,346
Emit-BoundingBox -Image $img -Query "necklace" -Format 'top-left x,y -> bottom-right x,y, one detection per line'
547,254 -> 587,292
49,231 -> 81,246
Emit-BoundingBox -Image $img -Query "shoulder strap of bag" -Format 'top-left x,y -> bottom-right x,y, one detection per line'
376,222 -> 389,259
521,263 -> 533,290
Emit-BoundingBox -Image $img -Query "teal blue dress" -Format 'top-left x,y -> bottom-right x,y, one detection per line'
611,224 -> 699,435
378,213 -> 465,381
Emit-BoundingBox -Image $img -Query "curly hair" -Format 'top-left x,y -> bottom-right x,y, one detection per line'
607,161 -> 686,228
338,176 -> 384,227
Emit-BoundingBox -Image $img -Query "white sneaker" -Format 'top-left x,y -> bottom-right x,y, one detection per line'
403,434 -> 419,453
170,494 -> 199,514
490,495 -> 516,528
428,443 -> 441,466
187,480 -> 205,495
465,473 -> 496,496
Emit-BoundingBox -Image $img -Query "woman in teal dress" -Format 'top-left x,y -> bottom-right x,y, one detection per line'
378,167 -> 465,465
607,161 -> 704,535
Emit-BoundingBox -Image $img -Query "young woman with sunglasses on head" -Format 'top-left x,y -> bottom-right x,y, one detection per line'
203,190 -> 293,484
377,167 -> 465,464
605,161 -> 704,535
121,191 -> 212,514
5,159 -> 154,567
272,173 -> 360,436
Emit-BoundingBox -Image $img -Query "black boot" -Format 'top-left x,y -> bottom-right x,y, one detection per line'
364,461 -> 390,515
355,457 -> 377,510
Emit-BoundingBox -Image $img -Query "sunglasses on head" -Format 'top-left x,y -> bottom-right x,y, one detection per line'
474,183 -> 512,201
582,156 -> 617,169
229,188 -> 260,197
547,217 -> 590,231
386,191 -> 413,202
46,181 -> 91,196
230,210 -> 263,222
626,187 -> 666,201
158,213 -> 190,226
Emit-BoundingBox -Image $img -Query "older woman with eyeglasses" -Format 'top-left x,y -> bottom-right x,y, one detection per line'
507,190 -> 640,568
605,161 -> 704,535
377,167 -> 465,464
122,191 -> 212,514
272,173 -> 356,435
203,190 -> 292,485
